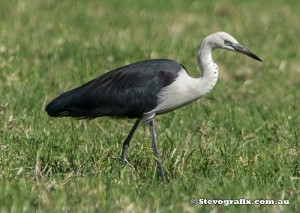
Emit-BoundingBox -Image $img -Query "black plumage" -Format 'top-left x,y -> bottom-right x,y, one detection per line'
45,59 -> 183,119
45,32 -> 262,183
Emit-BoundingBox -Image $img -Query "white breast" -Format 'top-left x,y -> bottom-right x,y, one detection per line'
149,68 -> 204,114
142,59 -> 219,123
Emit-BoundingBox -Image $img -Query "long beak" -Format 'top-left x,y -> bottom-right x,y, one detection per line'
232,44 -> 263,62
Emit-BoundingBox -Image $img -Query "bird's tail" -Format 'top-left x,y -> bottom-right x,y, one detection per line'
45,88 -> 88,118
45,94 -> 71,117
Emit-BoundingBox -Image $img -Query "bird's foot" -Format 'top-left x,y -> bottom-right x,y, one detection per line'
121,144 -> 129,165
155,154 -> 167,183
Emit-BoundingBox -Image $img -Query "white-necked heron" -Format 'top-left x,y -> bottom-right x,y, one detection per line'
46,32 -> 262,183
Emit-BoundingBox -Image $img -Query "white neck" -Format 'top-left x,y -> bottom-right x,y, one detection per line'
196,39 -> 219,96
147,36 -> 220,115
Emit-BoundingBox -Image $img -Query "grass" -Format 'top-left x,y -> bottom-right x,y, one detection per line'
0,0 -> 299,212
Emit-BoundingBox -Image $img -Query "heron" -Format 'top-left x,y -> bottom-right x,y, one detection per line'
45,32 -> 262,183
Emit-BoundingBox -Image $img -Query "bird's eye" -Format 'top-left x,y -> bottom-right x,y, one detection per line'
224,40 -> 232,46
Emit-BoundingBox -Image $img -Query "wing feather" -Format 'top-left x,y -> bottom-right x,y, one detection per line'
45,59 -> 183,119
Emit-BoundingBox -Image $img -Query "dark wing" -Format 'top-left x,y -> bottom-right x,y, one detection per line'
45,59 -> 183,119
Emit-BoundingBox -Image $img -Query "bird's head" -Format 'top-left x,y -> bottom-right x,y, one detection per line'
205,32 -> 263,62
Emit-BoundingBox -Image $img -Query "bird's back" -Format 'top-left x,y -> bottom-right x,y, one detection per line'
45,59 -> 186,119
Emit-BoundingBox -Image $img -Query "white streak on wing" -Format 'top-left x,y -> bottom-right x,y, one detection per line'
149,68 -> 205,114
142,60 -> 219,121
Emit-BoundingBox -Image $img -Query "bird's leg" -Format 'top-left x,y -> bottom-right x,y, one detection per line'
149,119 -> 167,183
121,119 -> 140,165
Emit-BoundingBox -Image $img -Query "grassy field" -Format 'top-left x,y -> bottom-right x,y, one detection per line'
0,0 -> 299,212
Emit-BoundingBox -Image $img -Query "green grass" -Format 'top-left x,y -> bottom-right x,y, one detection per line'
1,0 -> 300,212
